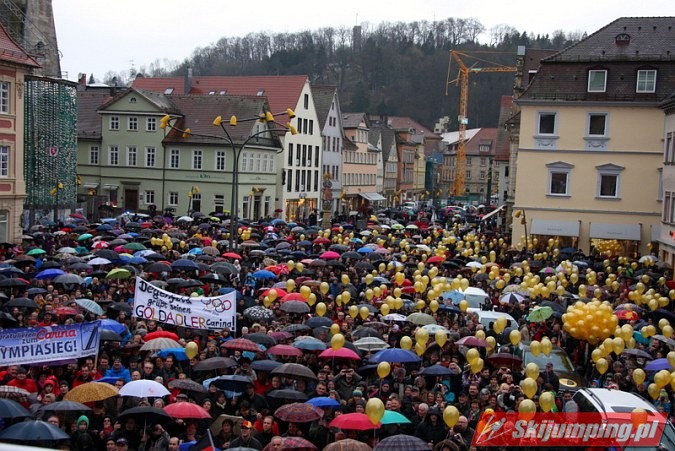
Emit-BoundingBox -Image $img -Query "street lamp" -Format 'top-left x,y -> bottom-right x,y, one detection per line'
50,181 -> 64,223
160,109 -> 297,250
514,209 -> 529,255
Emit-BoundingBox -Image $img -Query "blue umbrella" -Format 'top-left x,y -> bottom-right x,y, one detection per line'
633,331 -> 650,345
645,358 -> 671,371
271,219 -> 286,226
188,248 -> 203,255
35,268 -> 65,280
293,338 -> 327,351
381,410 -> 412,425
251,360 -> 282,372
218,287 -> 243,301
157,348 -> 188,361
252,269 -> 276,280
0,420 -> 70,442
419,364 -> 454,377
441,291 -> 465,303
100,319 -> 126,335
369,348 -> 421,364
357,247 -> 374,253
306,397 -> 340,408
171,259 -> 199,271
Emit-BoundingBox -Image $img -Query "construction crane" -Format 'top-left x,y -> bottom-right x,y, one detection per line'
446,50 -> 517,197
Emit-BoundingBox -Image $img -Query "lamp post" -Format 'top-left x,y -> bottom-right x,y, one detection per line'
160,109 -> 296,251
50,181 -> 64,223
514,209 -> 528,256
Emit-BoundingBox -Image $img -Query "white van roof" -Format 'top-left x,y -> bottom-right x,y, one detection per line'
582,388 -> 658,413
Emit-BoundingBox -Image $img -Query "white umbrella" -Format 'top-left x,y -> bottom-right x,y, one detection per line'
176,216 -> 194,222
88,257 -> 112,266
465,261 -> 483,268
353,337 -> 390,352
382,313 -> 408,322
119,380 -> 170,398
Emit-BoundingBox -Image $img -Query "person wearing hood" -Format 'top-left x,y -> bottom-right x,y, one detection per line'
414,406 -> 448,447
71,415 -> 97,451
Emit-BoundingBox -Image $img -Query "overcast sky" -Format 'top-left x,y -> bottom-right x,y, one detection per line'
53,0 -> 672,82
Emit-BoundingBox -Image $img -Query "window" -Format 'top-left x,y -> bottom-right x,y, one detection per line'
109,116 -> 119,130
287,170 -> 292,192
145,147 -> 155,167
168,191 -> 178,206
587,113 -> 608,136
546,162 -> 574,196
242,196 -> 250,219
596,164 -> 624,199
537,113 -> 557,135
128,117 -> 138,131
636,70 -> 657,93
109,146 -> 119,165
0,82 -> 8,113
89,146 -> 99,165
288,144 -> 294,166
588,69 -> 607,92
0,146 -> 8,177
466,170 -> 471,180
666,133 -> 674,164
480,170 -> 486,180
170,149 -> 180,169
146,117 -> 157,131
127,146 -> 137,166
304,93 -> 309,109
264,196 -> 271,217
192,150 -> 202,169
144,190 -> 155,204
214,194 -> 225,213
216,151 -> 226,171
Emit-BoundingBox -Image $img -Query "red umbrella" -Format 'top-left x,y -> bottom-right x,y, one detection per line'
319,251 -> 340,260
222,252 -> 242,260
427,256 -> 444,264
486,352 -> 523,368
455,336 -> 487,348
145,331 -> 180,341
281,293 -> 307,302
318,348 -> 361,361
52,306 -> 80,316
260,288 -> 288,298
268,344 -> 304,357
220,338 -> 261,353
164,402 -> 211,419
313,237 -> 331,245
329,413 -> 380,430
270,436 -> 317,450
616,309 -> 639,321
274,403 -> 323,423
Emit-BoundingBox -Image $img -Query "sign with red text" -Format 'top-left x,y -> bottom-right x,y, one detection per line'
134,279 -> 236,330
472,412 -> 667,448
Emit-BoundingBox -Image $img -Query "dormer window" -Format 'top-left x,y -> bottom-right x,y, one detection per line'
588,69 -> 607,92
129,97 -> 137,103
636,69 -> 657,93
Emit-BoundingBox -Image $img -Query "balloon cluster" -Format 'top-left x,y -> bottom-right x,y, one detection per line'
150,233 -> 173,251
562,300 -> 618,344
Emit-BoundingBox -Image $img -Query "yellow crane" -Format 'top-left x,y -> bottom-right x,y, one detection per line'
446,50 -> 517,196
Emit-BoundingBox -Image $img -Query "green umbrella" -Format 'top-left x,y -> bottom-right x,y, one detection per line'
123,242 -> 147,251
527,306 -> 554,323
77,233 -> 93,241
381,410 -> 412,425
26,248 -> 46,256
106,268 -> 131,280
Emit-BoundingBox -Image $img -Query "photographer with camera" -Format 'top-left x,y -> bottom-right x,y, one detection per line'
333,366 -> 362,401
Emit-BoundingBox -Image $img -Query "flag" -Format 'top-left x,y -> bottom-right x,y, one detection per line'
188,429 -> 217,451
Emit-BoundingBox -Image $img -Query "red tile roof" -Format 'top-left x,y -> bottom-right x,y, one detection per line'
0,23 -> 39,68
133,75 -> 308,123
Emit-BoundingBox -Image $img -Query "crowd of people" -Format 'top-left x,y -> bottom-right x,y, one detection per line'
0,212 -> 673,451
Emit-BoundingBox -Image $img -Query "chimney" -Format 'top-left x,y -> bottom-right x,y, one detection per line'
184,67 -> 193,94
79,73 -> 87,86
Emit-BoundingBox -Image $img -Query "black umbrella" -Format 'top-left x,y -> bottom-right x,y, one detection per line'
145,262 -> 172,273
209,375 -> 252,392
251,360 -> 283,372
0,420 -> 70,443
246,333 -> 277,347
192,356 -> 238,371
265,389 -> 308,401
116,406 -> 173,426
243,306 -> 275,323
5,297 -> 39,309
38,400 -> 91,414
108,302 -> 133,314
0,278 -> 29,288
94,249 -> 121,261
280,301 -> 310,314
352,327 -> 382,339
305,317 -> 332,328
419,364 -> 454,377
0,398 -> 31,418
168,379 -> 207,393
354,261 -> 375,271
100,329 -> 123,341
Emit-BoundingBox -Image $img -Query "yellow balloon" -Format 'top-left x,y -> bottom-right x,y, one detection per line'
520,377 -> 538,399
470,357 -> 484,374
377,362 -> 391,379
380,303 -> 390,316
663,325 -> 674,339
525,362 -> 540,380
668,351 -> 675,369
359,306 -> 370,320
263,296 -> 272,308
330,333 -> 345,351
300,285 -> 311,300
475,330 -> 486,340
518,399 -> 537,420
330,323 -> 340,335
541,337 -> 552,356
365,289 -> 374,301
286,279 -> 296,292
316,302 -> 327,317
655,370 -> 671,389
530,340 -> 542,357
435,330 -> 448,348
400,336 -> 413,350
342,291 -> 352,303
466,348 -> 480,364
443,406 -> 460,428
591,348 -> 603,363
415,328 -> 429,345
430,300 -> 439,313
268,289 -> 278,301
648,383 -> 660,400
485,336 -> 496,351
633,368 -> 646,385
612,337 -> 625,355
308,293 -> 317,306
539,391 -> 555,413
415,342 -> 426,356
509,330 -> 522,346
341,274 -> 350,285
185,341 -> 199,360
320,281 -> 329,295
596,358 -> 609,375
459,300 -> 468,312
349,305 -> 358,319
494,317 -> 507,334
365,398 -> 385,425
631,408 -> 648,429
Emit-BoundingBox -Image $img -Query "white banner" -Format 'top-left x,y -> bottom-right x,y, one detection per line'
133,279 -> 236,330
0,321 -> 100,366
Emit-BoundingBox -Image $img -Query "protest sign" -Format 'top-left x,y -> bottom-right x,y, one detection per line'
0,320 -> 101,366
133,279 -> 236,330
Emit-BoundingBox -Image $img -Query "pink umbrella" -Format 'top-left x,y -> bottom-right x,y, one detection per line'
318,348 -> 361,360
319,251 -> 341,260
268,344 -> 304,357
455,336 -> 488,348
92,241 -> 109,249
329,413 -> 380,430
164,402 -> 211,419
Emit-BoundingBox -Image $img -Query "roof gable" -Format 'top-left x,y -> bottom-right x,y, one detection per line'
311,85 -> 337,130
0,22 -> 39,68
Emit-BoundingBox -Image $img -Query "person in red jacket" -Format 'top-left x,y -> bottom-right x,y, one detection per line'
7,367 -> 38,393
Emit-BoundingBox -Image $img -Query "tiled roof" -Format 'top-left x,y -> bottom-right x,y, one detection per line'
441,128 -> 481,145
387,116 -> 440,140
380,128 -> 396,162
132,75 -> 308,123
342,112 -> 367,128
164,95 -> 276,146
310,85 -> 337,130
465,128 -> 498,155
0,22 -> 39,68
494,96 -> 514,162
544,17 -> 675,63
77,91 -> 114,138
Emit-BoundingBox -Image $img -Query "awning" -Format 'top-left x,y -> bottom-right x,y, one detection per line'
83,183 -> 99,189
359,192 -> 386,202
102,184 -> 119,190
651,224 -> 661,242
480,205 -> 505,221
589,222 -> 641,241
531,219 -> 580,237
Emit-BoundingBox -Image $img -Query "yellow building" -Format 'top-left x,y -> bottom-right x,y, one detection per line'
511,18 -> 673,257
